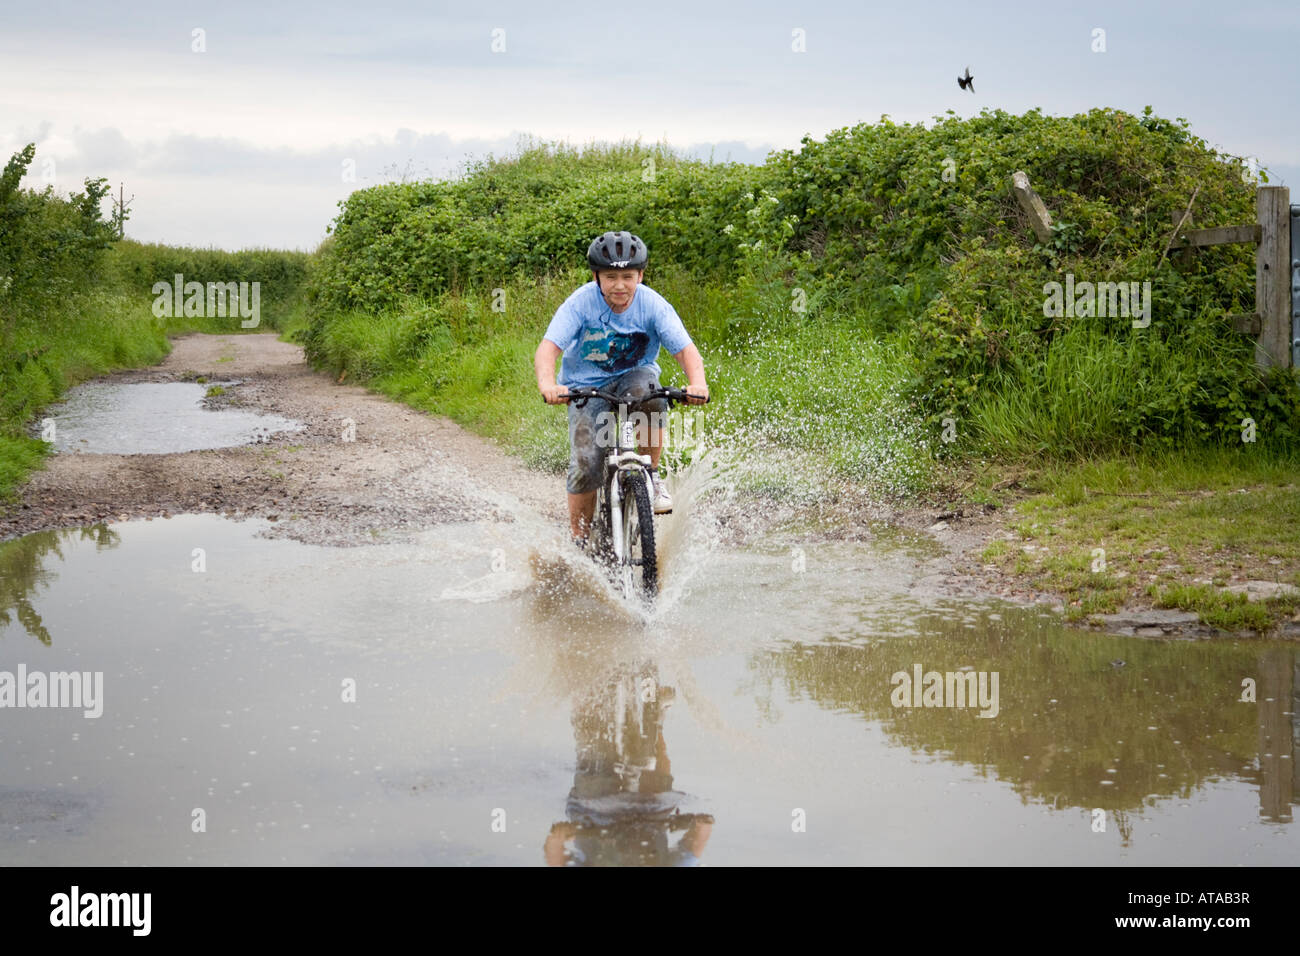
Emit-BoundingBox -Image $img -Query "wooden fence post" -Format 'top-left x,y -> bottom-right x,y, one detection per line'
1256,186 -> 1290,371
1010,171 -> 1054,244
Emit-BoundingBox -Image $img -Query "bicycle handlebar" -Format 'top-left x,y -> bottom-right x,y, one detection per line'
541,385 -> 709,407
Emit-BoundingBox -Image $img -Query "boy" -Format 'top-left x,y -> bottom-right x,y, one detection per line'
535,230 -> 708,545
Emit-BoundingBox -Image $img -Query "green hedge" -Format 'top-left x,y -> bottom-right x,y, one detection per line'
107,240 -> 314,330
310,141 -> 771,311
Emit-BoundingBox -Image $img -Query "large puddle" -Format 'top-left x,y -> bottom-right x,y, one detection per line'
2,513 -> 1295,865
38,382 -> 303,454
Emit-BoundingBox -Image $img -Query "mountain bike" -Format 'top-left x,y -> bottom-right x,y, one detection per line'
548,385 -> 707,603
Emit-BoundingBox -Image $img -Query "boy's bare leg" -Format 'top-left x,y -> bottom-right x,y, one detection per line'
569,491 -> 597,540
642,429 -> 662,470
636,413 -> 665,470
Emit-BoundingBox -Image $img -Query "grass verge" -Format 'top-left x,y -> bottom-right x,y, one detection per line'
973,445 -> 1300,632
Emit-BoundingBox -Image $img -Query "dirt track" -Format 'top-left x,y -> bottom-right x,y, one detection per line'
1,333 -> 566,546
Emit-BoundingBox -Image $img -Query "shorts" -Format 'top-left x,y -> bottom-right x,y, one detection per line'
566,366 -> 668,494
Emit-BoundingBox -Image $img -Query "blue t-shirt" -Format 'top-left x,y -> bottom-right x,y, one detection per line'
543,282 -> 693,388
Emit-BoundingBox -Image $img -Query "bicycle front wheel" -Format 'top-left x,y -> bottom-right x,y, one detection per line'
619,470 -> 658,600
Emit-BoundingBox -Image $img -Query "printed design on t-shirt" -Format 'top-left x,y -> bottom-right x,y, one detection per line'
578,327 -> 651,373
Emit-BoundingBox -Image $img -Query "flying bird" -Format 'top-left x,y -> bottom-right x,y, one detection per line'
958,66 -> 974,93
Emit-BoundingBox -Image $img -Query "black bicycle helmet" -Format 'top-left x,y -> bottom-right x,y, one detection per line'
587,231 -> 648,271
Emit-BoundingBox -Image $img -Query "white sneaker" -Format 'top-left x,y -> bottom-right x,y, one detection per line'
651,474 -> 672,514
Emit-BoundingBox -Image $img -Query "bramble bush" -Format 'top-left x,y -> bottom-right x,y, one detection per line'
307,110 -> 1300,461
0,144 -> 117,333
764,107 -> 1299,454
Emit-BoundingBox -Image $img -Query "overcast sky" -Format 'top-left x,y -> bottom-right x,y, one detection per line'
4,0 -> 1296,250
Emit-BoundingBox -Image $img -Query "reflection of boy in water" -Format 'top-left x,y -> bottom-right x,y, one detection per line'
543,670 -> 714,866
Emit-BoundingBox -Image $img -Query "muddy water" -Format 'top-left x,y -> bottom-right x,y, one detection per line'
39,382 -> 303,454
2,504 -> 1296,865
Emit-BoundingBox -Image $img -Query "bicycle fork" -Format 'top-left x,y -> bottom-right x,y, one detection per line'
607,414 -> 652,566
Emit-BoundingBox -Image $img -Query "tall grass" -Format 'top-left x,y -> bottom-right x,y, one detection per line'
967,314 -> 1292,460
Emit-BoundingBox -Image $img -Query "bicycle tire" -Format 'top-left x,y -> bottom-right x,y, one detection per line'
621,470 -> 657,599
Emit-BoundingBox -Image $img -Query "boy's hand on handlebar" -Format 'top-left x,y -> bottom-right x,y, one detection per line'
684,383 -> 709,405
541,384 -> 570,405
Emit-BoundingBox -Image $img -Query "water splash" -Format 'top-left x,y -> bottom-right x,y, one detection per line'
646,446 -> 739,623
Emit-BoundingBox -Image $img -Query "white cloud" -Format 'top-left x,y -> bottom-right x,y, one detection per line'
2,0 -> 1295,247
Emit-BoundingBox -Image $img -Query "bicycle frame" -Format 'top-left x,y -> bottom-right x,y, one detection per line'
605,413 -> 651,568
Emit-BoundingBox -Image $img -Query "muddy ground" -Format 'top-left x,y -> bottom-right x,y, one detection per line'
1,332 -> 1218,634
1,334 -> 556,547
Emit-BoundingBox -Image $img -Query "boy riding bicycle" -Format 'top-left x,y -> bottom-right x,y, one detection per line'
535,231 -> 709,546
